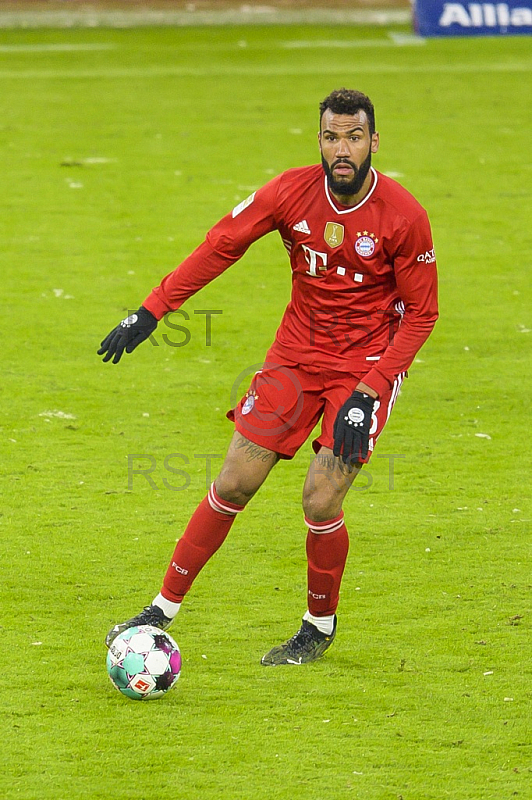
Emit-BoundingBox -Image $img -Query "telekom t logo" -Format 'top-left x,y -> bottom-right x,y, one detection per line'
301,244 -> 328,276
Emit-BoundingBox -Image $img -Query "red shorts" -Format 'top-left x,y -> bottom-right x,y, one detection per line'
227,361 -> 405,462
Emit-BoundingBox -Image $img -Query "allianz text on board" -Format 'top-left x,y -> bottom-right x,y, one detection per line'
415,1 -> 532,35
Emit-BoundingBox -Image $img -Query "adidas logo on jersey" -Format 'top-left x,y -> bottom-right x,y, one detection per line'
293,220 -> 311,234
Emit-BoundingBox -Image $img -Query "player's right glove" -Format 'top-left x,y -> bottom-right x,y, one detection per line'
98,306 -> 158,364
333,390 -> 375,464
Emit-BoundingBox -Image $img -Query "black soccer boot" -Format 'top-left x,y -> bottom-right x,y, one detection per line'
105,605 -> 173,648
261,616 -> 337,666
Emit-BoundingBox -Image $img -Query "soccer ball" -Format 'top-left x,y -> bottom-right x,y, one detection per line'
106,625 -> 181,700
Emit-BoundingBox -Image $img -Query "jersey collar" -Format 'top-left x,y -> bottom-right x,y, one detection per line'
324,167 -> 378,215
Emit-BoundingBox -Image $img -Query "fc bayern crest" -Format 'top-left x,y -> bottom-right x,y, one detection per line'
355,231 -> 378,258
242,394 -> 255,415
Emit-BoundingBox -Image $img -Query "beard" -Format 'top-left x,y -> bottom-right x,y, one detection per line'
322,148 -> 372,198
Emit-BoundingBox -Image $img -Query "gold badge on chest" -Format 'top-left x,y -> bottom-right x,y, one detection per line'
324,222 -> 345,249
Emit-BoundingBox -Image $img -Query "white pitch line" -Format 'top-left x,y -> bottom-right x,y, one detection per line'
0,34 -> 424,55
0,43 -> 116,52
282,39 -> 394,48
281,38 -> 426,48
0,39 -> 423,55
0,62 -> 529,80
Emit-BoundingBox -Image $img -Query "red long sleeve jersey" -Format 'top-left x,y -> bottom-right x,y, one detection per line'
144,165 -> 438,398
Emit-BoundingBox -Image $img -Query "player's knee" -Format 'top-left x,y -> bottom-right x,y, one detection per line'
214,473 -> 256,507
302,487 -> 341,523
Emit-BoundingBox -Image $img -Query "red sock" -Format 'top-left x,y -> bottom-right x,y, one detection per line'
161,483 -> 244,603
305,512 -> 349,616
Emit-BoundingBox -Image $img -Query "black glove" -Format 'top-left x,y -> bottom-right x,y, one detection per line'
333,390 -> 375,464
98,306 -> 157,364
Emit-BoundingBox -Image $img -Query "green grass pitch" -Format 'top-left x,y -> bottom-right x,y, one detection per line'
1,20 -> 531,800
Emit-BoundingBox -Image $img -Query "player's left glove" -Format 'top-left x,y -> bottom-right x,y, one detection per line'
333,390 -> 375,464
98,306 -> 158,364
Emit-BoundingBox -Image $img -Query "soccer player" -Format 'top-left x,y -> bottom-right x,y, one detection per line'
99,88 -> 438,665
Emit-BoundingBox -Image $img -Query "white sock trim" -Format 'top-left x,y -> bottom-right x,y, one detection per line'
208,482 -> 243,515
303,610 -> 335,636
304,512 -> 345,535
153,593 -> 181,619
